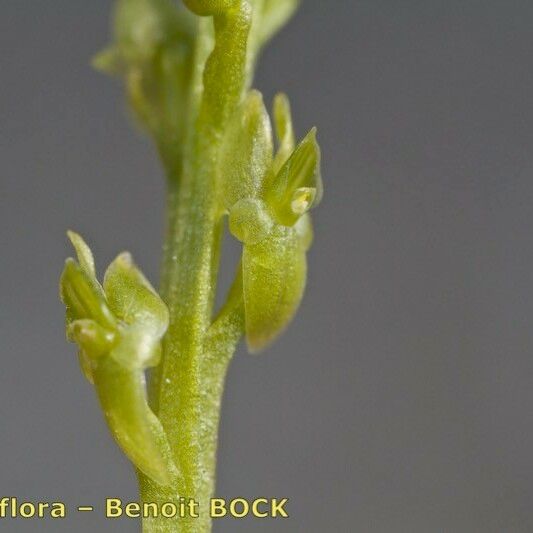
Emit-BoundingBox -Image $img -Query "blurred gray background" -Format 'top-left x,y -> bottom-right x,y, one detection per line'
2,0 -> 533,531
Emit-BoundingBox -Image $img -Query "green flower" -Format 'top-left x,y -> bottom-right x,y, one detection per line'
60,232 -> 177,486
92,0 -> 196,171
220,90 -> 322,351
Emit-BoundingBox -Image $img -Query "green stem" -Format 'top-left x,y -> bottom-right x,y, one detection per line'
139,168 -> 244,533
139,173 -> 227,532
139,104 -> 246,533
138,5 -> 251,531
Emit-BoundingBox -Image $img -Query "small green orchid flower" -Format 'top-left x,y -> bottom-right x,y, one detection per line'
60,231 -> 178,486
220,90 -> 321,351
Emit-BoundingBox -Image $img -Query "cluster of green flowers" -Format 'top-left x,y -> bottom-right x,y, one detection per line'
60,0 -> 321,489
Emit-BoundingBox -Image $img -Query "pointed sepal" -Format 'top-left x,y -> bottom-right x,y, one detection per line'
265,127 -> 323,226
272,92 -> 295,173
219,90 -> 273,209
103,252 -> 169,369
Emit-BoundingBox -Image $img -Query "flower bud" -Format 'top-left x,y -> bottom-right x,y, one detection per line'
92,0 -> 195,169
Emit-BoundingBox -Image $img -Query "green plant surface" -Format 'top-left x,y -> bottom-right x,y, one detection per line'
60,1 -> 322,531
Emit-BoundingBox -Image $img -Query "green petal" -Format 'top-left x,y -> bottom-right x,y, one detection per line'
243,225 -> 306,352
265,127 -> 322,226
104,252 -> 168,333
220,90 -> 273,208
272,92 -> 295,173
67,231 -> 96,275
60,259 -> 116,334
103,252 -> 169,368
